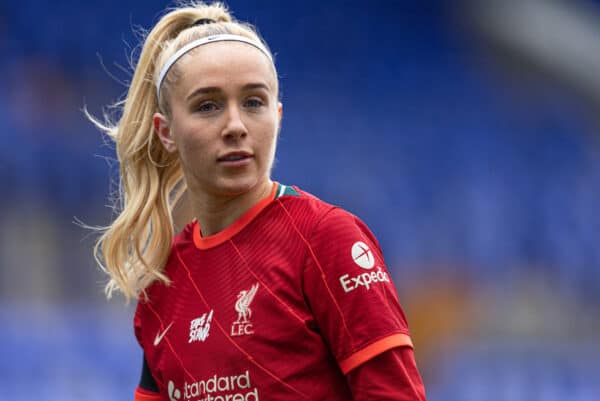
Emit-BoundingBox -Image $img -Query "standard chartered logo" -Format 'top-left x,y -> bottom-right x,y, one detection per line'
168,381 -> 182,401
169,370 -> 259,401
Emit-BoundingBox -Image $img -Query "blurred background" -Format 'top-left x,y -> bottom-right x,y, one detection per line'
1,0 -> 600,399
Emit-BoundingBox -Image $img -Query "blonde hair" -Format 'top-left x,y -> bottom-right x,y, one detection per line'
88,1 -> 277,302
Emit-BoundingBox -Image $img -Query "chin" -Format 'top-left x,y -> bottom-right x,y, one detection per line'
216,176 -> 262,196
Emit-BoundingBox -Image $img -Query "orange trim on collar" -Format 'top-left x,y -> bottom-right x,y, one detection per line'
193,182 -> 277,250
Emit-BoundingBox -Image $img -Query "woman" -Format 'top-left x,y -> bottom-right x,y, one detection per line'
91,2 -> 427,400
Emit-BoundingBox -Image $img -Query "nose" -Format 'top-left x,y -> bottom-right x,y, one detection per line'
221,102 -> 248,140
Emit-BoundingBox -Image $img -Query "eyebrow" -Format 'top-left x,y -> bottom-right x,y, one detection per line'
186,82 -> 270,102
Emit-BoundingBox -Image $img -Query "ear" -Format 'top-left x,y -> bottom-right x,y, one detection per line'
277,102 -> 283,122
153,112 -> 177,153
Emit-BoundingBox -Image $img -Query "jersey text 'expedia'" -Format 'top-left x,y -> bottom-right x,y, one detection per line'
339,267 -> 390,293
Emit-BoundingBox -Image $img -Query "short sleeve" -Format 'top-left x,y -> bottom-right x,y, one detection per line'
346,348 -> 427,400
302,207 -> 413,374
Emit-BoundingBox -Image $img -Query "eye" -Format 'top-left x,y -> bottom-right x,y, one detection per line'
195,101 -> 220,114
244,97 -> 265,109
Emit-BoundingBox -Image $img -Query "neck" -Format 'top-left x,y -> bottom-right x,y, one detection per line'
190,179 -> 273,237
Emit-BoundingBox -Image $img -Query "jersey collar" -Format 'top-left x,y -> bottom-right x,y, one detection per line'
192,182 -> 279,250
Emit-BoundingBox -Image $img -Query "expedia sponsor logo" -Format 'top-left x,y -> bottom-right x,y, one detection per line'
339,241 -> 391,293
339,267 -> 390,293
351,241 -> 375,269
169,370 -> 259,401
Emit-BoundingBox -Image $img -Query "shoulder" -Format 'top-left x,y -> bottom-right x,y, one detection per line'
273,184 -> 339,226
174,220 -> 195,246
134,225 -> 194,313
275,184 -> 379,249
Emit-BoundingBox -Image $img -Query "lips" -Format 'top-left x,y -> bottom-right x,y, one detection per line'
217,151 -> 253,162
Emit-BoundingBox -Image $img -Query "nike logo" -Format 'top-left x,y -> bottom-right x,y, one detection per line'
154,322 -> 174,346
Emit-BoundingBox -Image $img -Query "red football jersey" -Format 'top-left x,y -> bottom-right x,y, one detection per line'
134,182 -> 415,400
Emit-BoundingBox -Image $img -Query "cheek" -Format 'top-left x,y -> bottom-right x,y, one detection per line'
262,125 -> 279,162
173,128 -> 212,165
257,125 -> 278,154
260,114 -> 279,142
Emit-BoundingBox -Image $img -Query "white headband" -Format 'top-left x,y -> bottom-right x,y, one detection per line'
156,34 -> 273,100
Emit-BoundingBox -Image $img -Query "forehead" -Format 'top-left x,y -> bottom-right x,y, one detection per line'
173,41 -> 277,97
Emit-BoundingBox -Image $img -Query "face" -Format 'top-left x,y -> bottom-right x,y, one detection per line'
154,41 -> 281,199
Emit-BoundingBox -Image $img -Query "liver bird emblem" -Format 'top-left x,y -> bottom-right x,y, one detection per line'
235,283 -> 259,323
